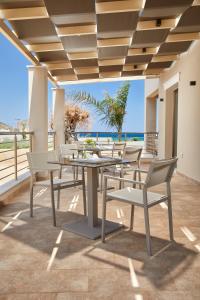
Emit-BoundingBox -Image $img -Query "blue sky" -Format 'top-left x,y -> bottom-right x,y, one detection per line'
0,33 -> 144,131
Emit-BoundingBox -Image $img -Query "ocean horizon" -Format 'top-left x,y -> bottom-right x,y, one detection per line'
77,132 -> 144,141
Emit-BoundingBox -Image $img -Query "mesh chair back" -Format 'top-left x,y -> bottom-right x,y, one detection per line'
123,147 -> 142,163
60,143 -> 78,158
27,151 -> 59,173
145,158 -> 178,188
112,142 -> 126,157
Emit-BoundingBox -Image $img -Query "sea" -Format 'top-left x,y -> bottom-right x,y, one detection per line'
76,132 -> 144,141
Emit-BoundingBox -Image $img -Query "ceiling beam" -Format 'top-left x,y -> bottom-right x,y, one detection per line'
58,75 -> 145,85
54,74 -> 78,81
96,0 -> 144,14
57,25 -> 96,36
27,43 -> 63,52
98,58 -> 125,66
100,71 -> 121,78
137,18 -> 177,31
152,55 -> 178,62
0,19 -> 58,86
144,68 -> 163,75
44,62 -> 72,70
97,37 -> 131,47
0,7 -> 48,20
68,51 -> 98,60
166,32 -> 200,43
74,67 -> 99,75
123,64 -> 147,71
128,47 -> 158,56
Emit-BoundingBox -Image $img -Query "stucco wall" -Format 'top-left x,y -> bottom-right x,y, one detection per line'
158,40 -> 200,182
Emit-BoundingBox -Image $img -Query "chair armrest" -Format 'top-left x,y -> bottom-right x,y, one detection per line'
31,167 -> 60,173
104,174 -> 145,186
133,168 -> 148,173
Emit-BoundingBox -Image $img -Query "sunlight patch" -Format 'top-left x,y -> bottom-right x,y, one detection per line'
128,258 -> 140,288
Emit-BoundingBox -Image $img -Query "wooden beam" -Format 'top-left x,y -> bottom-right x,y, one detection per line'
166,32 -> 200,42
98,58 -> 125,66
128,47 -> 158,56
137,18 -> 177,31
123,64 -> 147,71
144,68 -> 163,75
0,7 -> 48,20
97,37 -> 131,47
54,74 -> 77,81
57,25 -> 96,36
152,55 -> 178,62
68,51 -> 98,60
100,71 -> 121,78
0,20 -> 57,86
27,43 -> 63,52
96,0 -> 144,14
44,62 -> 72,70
74,67 -> 99,75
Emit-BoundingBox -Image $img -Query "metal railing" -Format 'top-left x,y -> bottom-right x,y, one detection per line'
48,131 -> 56,150
0,131 -> 56,185
75,131 -> 158,155
0,131 -> 33,183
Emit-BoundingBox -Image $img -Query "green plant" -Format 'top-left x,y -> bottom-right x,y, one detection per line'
132,137 -> 140,141
85,138 -> 96,146
74,82 -> 130,141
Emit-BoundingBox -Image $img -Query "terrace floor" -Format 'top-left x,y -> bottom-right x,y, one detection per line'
0,167 -> 200,300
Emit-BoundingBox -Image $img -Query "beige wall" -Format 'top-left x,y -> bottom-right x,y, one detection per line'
158,40 -> 200,182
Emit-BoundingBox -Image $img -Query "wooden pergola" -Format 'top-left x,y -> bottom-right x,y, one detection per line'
0,0 -> 200,85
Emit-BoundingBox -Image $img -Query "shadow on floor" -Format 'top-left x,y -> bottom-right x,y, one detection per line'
84,230 -> 197,288
1,207 -> 96,258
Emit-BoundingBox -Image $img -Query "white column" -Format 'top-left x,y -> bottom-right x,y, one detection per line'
52,88 -> 65,148
28,65 -> 48,152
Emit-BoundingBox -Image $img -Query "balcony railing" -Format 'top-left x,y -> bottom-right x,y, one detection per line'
0,131 -> 56,185
75,131 -> 158,155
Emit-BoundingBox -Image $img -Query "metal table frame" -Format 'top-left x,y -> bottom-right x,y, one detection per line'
49,158 -> 130,239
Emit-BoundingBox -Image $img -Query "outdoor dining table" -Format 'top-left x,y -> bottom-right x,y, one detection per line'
49,157 -> 131,239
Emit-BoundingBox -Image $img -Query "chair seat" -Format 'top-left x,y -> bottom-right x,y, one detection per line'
34,178 -> 82,187
107,187 -> 166,207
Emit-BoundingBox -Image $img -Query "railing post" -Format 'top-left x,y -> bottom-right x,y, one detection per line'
14,134 -> 18,180
30,133 -> 33,152
125,133 -> 127,142
96,132 -> 98,142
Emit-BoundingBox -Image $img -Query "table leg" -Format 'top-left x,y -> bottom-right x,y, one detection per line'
87,167 -> 98,227
62,166 -> 122,239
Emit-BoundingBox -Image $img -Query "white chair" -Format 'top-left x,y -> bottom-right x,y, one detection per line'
60,144 -> 79,179
112,142 -> 126,158
27,151 -> 86,226
100,146 -> 142,192
101,157 -> 178,256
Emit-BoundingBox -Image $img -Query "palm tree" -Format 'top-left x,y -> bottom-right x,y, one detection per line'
74,82 -> 130,141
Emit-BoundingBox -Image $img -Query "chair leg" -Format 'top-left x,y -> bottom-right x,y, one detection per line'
101,178 -> 107,243
82,167 -> 87,216
167,198 -> 174,241
57,189 -> 61,210
130,205 -> 134,230
100,168 -> 104,193
75,166 -> 78,180
144,206 -> 152,256
50,172 -> 56,227
73,166 -> 75,181
30,184 -> 34,217
119,169 -> 123,189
